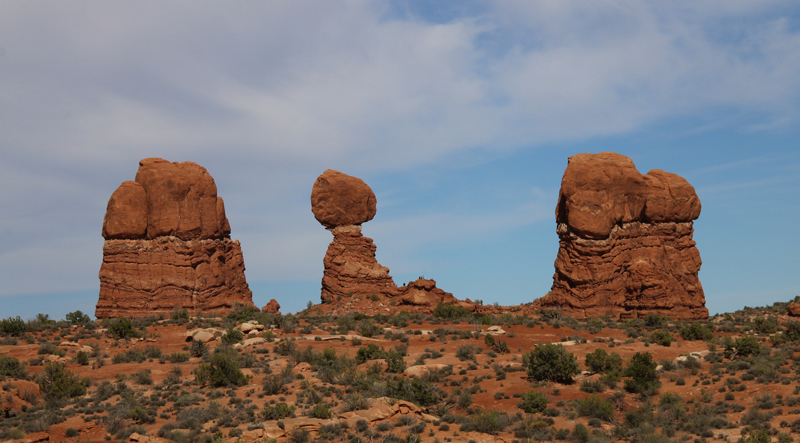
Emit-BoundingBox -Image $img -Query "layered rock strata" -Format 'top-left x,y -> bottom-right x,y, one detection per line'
537,152 -> 708,320
96,158 -> 254,319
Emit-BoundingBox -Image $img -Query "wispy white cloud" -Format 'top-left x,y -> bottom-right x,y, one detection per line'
0,1 -> 798,302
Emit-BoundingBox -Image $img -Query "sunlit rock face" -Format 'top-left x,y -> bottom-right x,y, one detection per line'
96,158 -> 254,319
537,152 -> 708,320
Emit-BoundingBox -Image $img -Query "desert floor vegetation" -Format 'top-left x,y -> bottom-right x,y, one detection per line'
2,301 -> 800,442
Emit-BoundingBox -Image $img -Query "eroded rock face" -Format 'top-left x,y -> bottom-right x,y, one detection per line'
320,225 -> 399,303
96,158 -> 254,319
537,152 -> 708,320
262,299 -> 281,315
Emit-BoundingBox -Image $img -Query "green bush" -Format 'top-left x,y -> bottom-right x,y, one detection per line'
0,316 -> 26,336
385,376 -> 443,407
432,303 -> 472,319
724,335 -> 762,359
37,361 -> 87,400
524,343 -> 580,384
355,344 -> 384,364
577,394 -> 614,421
171,309 -> 190,322
649,330 -> 672,347
584,349 -> 622,374
65,310 -> 91,325
754,316 -> 779,334
385,350 -> 406,374
644,313 -> 668,328
309,403 -> 332,419
517,391 -> 547,413
107,318 -> 139,340
76,351 -> 89,366
462,409 -> 510,435
193,348 -> 248,387
679,323 -> 713,341
226,303 -> 260,323
221,326 -> 243,345
783,321 -> 800,341
263,402 -> 295,420
0,355 -> 27,379
624,352 -> 660,395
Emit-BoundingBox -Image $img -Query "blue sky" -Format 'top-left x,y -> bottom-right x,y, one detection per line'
1,1 -> 798,320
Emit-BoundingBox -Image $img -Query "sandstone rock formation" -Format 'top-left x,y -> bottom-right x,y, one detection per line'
312,170 -> 399,302
312,170 -> 464,312
96,158 -> 255,319
537,152 -> 708,320
262,299 -> 281,315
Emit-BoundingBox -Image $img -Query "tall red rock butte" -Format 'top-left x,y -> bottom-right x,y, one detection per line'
96,158 -> 255,319
536,152 -> 708,320
311,170 -> 462,311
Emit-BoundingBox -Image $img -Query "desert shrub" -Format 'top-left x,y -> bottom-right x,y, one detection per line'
107,318 -> 139,340
644,313 -> 668,328
492,339 -> 510,354
517,391 -> 547,413
144,345 -> 162,359
193,348 -> 248,387
189,340 -> 207,358
679,323 -> 713,341
133,369 -> 153,385
65,428 -> 80,437
456,345 -> 476,362
580,380 -> 605,393
0,355 -> 27,379
385,350 -> 406,374
484,334 -> 496,347
740,429 -> 772,443
37,361 -> 87,400
783,321 -> 800,342
754,316 -> 779,334
112,349 -> 146,364
0,316 -> 26,337
433,303 -> 472,319
355,344 -> 384,364
176,403 -> 222,429
577,394 -> 614,421
309,402 -> 332,419
76,351 -> 89,366
226,303 -> 260,323
221,326 -> 243,345
585,349 -> 622,374
573,423 -> 590,443
524,343 -> 580,384
461,409 -> 511,435
167,352 -> 190,363
263,402 -> 295,420
262,373 -> 287,395
724,335 -> 762,359
649,330 -> 672,347
624,352 -> 660,395
65,310 -> 91,325
385,376 -> 443,407
171,308 -> 190,322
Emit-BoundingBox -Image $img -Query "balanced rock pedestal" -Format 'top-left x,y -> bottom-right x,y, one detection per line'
537,152 -> 708,320
96,158 -> 255,319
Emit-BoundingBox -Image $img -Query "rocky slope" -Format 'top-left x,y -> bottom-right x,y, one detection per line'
537,152 -> 708,320
96,158 -> 254,319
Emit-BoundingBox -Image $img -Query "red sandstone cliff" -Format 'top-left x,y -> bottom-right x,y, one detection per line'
536,152 -> 708,320
96,158 -> 254,319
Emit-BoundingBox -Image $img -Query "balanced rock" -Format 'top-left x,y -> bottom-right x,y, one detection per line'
96,158 -> 255,319
537,152 -> 708,320
311,169 -> 376,228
